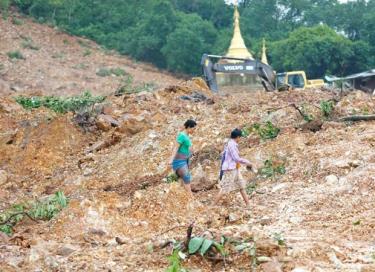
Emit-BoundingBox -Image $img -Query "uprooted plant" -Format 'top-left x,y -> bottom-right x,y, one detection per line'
115,74 -> 157,96
15,91 -> 105,114
0,191 -> 68,236
259,159 -> 286,179
242,121 -> 280,140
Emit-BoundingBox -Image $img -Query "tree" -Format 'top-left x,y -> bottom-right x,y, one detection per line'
269,25 -> 370,78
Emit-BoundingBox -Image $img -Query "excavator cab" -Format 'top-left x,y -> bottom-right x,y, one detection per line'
276,71 -> 324,90
201,54 -> 276,93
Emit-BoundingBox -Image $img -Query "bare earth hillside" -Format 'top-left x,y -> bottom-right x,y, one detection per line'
1,14 -> 375,272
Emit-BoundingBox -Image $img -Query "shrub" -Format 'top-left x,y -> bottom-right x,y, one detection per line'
7,50 -> 25,60
320,100 -> 334,117
259,159 -> 286,178
250,121 -> 280,140
83,49 -> 91,56
96,67 -> 127,77
21,39 -> 40,50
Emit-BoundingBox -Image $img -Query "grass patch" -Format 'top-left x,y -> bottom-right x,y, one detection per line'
12,17 -> 24,25
21,38 -> 40,50
259,159 -> 286,178
0,191 -> 68,236
96,67 -> 127,77
83,48 -> 91,57
51,52 -> 65,59
7,50 -> 25,60
15,91 -> 105,114
115,75 -> 157,95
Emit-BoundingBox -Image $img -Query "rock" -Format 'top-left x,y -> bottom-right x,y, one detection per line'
291,268 -> 310,272
271,183 -> 288,193
88,228 -> 107,236
0,231 -> 9,243
134,190 -> 143,200
325,175 -> 339,185
259,216 -> 272,226
0,130 -> 17,145
191,164 -> 216,192
259,260 -> 282,272
0,170 -> 8,186
10,85 -> 22,92
116,236 -> 131,245
96,114 -> 119,131
56,246 -> 76,256
117,113 -> 151,135
228,213 -> 239,223
257,256 -> 272,263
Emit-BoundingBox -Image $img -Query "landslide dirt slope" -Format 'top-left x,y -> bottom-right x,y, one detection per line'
1,13 -> 375,272
0,14 -> 178,97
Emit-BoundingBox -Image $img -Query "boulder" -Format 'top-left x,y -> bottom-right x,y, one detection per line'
0,170 -> 8,186
117,113 -> 151,135
191,164 -> 217,192
96,114 -> 119,131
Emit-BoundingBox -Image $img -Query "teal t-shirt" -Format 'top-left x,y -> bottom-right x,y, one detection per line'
177,132 -> 191,156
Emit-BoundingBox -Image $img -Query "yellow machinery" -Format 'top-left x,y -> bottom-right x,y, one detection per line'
276,71 -> 325,90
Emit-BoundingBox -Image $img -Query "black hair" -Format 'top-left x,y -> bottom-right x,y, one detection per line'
230,128 -> 243,139
184,119 -> 197,129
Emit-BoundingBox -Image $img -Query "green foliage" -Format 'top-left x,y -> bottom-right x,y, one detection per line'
0,191 -> 68,236
29,191 -> 68,220
83,48 -> 91,56
250,121 -> 280,140
273,232 -> 285,246
165,173 -> 178,184
12,17 -> 24,25
0,0 -> 11,18
7,50 -> 25,60
9,0 -> 375,76
166,250 -> 187,272
188,236 -> 226,256
259,159 -> 286,178
15,91 -> 105,113
320,100 -> 334,117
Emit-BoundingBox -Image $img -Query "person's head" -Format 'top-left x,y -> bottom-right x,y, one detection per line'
184,119 -> 197,134
230,128 -> 243,143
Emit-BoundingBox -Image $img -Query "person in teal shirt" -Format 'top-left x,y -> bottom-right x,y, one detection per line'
170,119 -> 197,197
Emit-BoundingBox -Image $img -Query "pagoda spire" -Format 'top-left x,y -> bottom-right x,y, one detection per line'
261,38 -> 269,65
226,3 -> 253,60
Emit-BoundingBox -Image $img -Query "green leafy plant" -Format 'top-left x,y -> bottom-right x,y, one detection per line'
188,236 -> 226,256
29,191 -> 68,220
250,121 -> 280,140
166,250 -> 187,272
165,173 -> 178,184
7,50 -> 25,60
0,192 -> 68,236
15,91 -> 105,114
110,67 -> 127,77
320,100 -> 334,117
273,232 -> 285,246
259,159 -> 286,178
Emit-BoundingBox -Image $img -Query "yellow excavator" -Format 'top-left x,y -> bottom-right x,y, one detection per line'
201,54 -> 325,92
276,71 -> 325,91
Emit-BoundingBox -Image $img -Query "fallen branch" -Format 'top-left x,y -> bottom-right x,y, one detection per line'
339,115 -> 375,122
0,212 -> 38,226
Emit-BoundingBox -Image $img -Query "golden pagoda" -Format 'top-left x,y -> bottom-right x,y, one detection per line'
261,38 -> 269,65
225,4 -> 253,60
